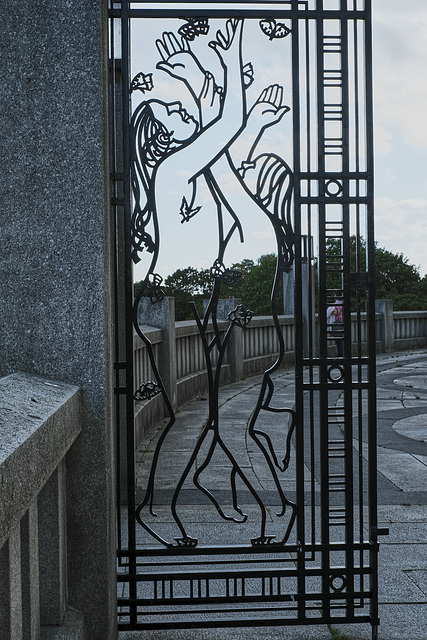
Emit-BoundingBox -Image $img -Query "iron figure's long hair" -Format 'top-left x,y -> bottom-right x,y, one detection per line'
130,102 -> 176,262
252,153 -> 294,274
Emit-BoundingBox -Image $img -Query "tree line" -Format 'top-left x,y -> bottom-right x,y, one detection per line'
135,238 -> 427,321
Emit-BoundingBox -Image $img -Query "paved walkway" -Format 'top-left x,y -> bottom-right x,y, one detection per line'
120,349 -> 427,640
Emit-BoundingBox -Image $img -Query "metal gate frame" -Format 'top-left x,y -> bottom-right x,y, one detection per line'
109,1 -> 383,637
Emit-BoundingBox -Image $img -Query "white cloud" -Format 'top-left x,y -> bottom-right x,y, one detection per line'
375,197 -> 427,274
374,123 -> 393,157
250,229 -> 275,242
373,1 -> 427,150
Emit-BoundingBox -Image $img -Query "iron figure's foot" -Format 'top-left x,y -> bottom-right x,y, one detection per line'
174,536 -> 198,547
216,505 -> 248,523
251,535 -> 276,546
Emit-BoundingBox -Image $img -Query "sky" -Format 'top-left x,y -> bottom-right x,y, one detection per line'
131,3 -> 427,282
373,0 -> 427,275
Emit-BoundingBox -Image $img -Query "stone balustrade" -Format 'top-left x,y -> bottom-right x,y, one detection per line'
393,311 -> 427,350
134,299 -> 427,445
0,373 -> 84,640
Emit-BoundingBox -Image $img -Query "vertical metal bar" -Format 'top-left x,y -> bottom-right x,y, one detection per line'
304,13 -> 317,558
340,10 -> 356,620
363,0 -> 379,635
109,7 -> 123,562
315,0 -> 332,622
292,2 -> 306,623
119,0 -> 138,628
352,14 -> 366,602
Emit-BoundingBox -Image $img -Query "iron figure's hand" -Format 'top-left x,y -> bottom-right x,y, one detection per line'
248,84 -> 290,128
209,18 -> 243,66
156,32 -> 206,98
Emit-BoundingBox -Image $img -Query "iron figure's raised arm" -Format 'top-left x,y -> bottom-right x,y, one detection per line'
154,19 -> 246,214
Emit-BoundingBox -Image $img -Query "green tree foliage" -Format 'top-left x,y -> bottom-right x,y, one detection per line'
134,267 -> 213,321
319,236 -> 427,311
375,246 -> 425,310
134,241 -> 427,321
222,254 -> 283,316
163,266 -> 212,320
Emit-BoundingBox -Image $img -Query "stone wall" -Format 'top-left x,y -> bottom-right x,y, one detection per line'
0,2 -> 116,639
0,373 -> 83,639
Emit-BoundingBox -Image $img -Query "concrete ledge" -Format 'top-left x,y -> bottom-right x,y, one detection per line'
134,326 -> 163,349
394,337 -> 427,350
41,607 -> 85,640
248,314 -> 294,328
135,393 -> 166,447
175,319 -> 229,338
177,366 -> 232,407
0,373 -> 82,549
243,353 -> 295,378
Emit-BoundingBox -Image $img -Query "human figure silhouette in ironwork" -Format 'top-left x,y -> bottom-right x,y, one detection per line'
131,19 -> 296,548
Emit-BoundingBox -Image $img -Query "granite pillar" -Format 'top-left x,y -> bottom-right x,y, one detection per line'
138,297 -> 177,409
215,297 -> 244,382
38,465 -> 67,626
21,503 -> 40,640
375,298 -> 394,353
0,2 -> 116,638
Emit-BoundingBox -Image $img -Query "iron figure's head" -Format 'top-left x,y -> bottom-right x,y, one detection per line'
149,100 -> 197,143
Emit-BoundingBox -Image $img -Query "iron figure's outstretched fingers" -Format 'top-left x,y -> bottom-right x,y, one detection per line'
247,84 -> 290,129
209,18 -> 243,60
155,37 -> 207,98
155,34 -> 171,62
156,31 -> 188,61
266,84 -> 283,107
253,84 -> 284,111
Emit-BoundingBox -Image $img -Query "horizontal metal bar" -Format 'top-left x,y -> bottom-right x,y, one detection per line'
118,613 -> 373,631
109,7 -> 368,19
299,197 -> 369,205
121,588 -> 373,606
302,382 -> 371,391
298,171 -> 369,178
120,0 -> 297,4
118,566 -> 372,584
123,594 -> 298,607
117,538 -> 373,559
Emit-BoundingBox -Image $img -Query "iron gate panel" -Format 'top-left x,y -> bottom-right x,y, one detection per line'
109,1 -> 380,636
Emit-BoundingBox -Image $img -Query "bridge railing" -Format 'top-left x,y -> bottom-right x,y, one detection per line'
133,299 -> 427,444
0,373 -> 84,639
393,311 -> 427,350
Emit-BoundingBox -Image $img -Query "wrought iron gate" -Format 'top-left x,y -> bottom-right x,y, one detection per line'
109,1 -> 383,636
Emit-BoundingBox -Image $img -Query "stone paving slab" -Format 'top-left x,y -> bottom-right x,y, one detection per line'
378,567 -> 427,603
376,452 -> 427,492
120,625 -> 335,640
336,604 -> 427,640
377,504 -> 427,522
406,570 -> 427,596
378,543 -> 427,569
393,414 -> 427,442
381,522 -> 427,544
